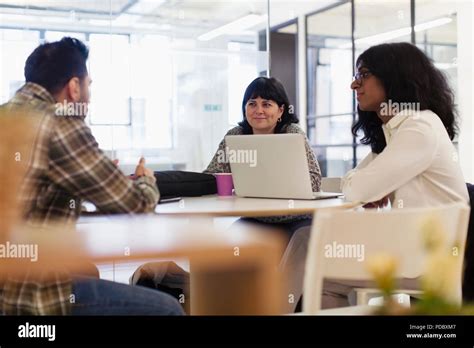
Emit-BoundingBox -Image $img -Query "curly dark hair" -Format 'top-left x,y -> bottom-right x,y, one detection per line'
352,42 -> 458,154
239,77 -> 299,134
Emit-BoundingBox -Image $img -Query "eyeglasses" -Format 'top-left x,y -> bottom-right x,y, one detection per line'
352,71 -> 372,84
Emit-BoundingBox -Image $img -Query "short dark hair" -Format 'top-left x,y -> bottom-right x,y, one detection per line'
24,37 -> 89,95
239,77 -> 299,134
352,42 -> 457,154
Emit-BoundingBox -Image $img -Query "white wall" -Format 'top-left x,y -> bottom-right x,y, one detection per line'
457,0 -> 474,183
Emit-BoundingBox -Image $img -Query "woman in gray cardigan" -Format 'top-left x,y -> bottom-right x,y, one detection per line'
204,77 -> 322,312
204,76 -> 321,225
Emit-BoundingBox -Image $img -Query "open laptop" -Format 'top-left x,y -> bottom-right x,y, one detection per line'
225,133 -> 343,200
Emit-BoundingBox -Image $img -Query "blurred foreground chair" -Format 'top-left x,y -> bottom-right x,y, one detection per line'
0,107 -> 37,235
303,203 -> 470,314
0,106 -> 87,278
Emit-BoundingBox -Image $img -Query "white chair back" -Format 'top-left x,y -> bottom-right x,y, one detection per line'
303,203 -> 470,313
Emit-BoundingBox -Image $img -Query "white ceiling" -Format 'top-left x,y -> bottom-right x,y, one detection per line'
0,0 -> 131,14
0,1 -> 456,45
306,0 -> 457,44
0,0 -> 339,39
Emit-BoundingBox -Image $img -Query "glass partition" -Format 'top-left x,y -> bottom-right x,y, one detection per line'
0,0 -> 269,172
415,0 -> 457,103
306,0 -> 459,176
306,1 -> 353,176
0,0 -> 463,175
354,0 -> 412,52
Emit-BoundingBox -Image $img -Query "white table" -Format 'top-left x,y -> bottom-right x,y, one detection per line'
75,215 -> 284,315
155,194 -> 355,217
74,195 -> 358,314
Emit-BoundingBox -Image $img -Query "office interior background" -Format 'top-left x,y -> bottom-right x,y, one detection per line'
0,0 -> 472,180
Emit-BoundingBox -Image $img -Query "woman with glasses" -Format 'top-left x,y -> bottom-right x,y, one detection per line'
319,42 -> 470,310
342,42 -> 468,208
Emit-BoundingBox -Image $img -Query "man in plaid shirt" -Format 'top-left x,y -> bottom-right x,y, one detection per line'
0,37 -> 183,315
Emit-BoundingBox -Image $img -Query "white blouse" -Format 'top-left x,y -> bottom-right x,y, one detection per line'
341,109 -> 469,208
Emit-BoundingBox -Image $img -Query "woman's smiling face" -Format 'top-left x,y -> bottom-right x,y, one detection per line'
245,96 -> 284,134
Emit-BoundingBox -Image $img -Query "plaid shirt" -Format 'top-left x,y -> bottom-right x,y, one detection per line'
1,82 -> 160,315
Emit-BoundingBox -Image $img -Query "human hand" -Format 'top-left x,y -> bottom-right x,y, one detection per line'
133,157 -> 155,182
363,196 -> 390,209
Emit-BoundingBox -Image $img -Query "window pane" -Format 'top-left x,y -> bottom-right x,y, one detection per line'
45,31 -> 86,42
315,146 -> 353,177
129,34 -> 173,149
310,115 -> 354,146
90,125 -> 132,150
415,0 -> 457,102
171,49 -> 266,169
0,29 -> 39,103
307,2 -> 353,118
227,42 -> 260,126
355,0 -> 412,50
88,34 -> 130,125
0,0 -> 270,171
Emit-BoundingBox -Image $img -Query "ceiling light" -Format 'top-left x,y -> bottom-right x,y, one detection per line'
198,14 -> 267,41
338,16 -> 453,49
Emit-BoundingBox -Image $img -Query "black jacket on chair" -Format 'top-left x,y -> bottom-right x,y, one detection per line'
463,183 -> 474,302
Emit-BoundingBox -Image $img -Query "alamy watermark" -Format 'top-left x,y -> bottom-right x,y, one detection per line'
18,322 -> 55,341
380,99 -> 420,116
0,241 -> 38,262
217,146 -> 257,167
324,241 -> 365,262
54,101 -> 89,117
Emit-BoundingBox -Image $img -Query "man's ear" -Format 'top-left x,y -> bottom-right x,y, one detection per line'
66,77 -> 81,102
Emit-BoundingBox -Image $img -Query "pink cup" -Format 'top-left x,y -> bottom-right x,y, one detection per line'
214,173 -> 234,196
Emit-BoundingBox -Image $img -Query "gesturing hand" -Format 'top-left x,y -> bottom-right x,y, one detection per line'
363,196 -> 390,209
133,157 -> 156,182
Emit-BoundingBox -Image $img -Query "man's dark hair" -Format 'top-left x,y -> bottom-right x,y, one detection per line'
352,42 -> 457,154
24,37 -> 89,95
